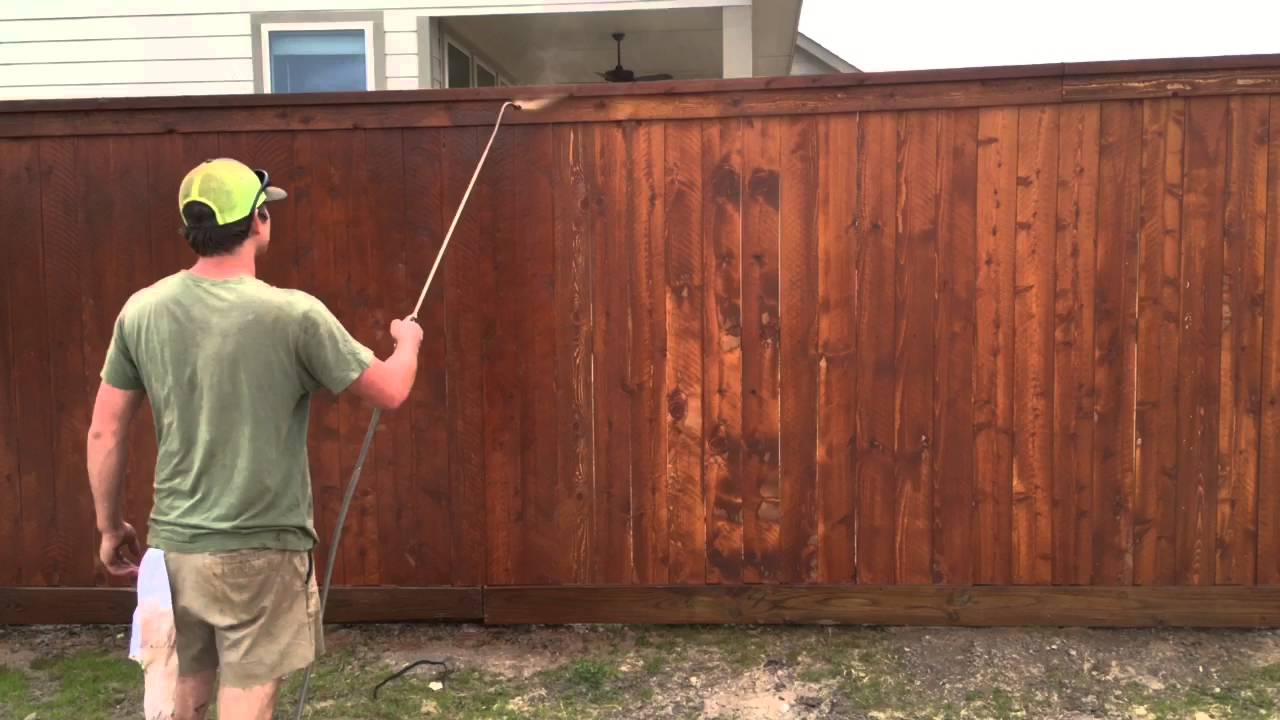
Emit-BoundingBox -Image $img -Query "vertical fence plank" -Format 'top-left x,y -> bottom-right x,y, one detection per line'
628,120 -> 669,585
1093,101 -> 1142,586
0,140 -> 49,586
1013,104 -> 1058,585
356,128 -> 415,588
100,136 -> 159,587
665,120 -> 706,584
401,127 -> 452,586
1135,98 -> 1185,586
1177,97 -> 1229,586
443,126 -> 487,586
37,137 -> 94,586
974,108 -> 1018,585
815,113 -> 858,584
516,126 -> 560,585
293,130 -> 349,585
703,118 -> 745,584
1215,96 -> 1268,586
552,124 -> 594,584
0,164 -> 18,584
740,117 -> 783,583
1051,103 -> 1099,586
933,108 -> 979,585
855,112 -> 900,584
591,122 -> 634,584
329,130 -> 381,587
1213,96 -> 1264,589
1261,96 -> 1280,586
895,110 -> 940,585
483,124 -> 521,587
780,116 -> 820,584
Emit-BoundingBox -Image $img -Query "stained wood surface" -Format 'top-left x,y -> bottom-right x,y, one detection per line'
1135,99 -> 1185,586
1177,97 -> 1229,586
1013,105 -> 1058,585
779,116 -> 820,584
740,116 -> 783,584
702,118 -> 745,585
484,585 -> 1280,627
854,111 -> 900,585
815,113 -> 857,584
6,74 -> 1280,612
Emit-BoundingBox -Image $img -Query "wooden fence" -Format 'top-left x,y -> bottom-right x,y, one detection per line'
3,54 -> 1280,626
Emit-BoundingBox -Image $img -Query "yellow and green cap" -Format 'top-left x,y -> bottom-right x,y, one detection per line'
178,157 -> 287,226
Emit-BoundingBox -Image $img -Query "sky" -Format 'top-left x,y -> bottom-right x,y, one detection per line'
797,0 -> 1280,72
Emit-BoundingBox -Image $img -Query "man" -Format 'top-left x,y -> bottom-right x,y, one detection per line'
87,157 -> 423,720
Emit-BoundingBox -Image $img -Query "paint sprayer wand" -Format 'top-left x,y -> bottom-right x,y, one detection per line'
293,95 -> 563,718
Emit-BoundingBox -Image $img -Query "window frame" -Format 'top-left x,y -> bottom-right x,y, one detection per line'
259,20 -> 377,94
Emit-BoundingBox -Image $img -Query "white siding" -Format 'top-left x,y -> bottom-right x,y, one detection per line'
386,76 -> 419,90
0,81 -> 254,101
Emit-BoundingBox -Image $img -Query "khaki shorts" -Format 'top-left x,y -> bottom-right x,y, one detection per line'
165,548 -> 323,689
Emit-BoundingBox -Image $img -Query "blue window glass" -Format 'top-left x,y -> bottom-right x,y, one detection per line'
269,29 -> 367,93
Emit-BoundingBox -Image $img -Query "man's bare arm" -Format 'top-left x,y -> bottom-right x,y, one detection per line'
347,316 -> 423,410
87,381 -> 145,576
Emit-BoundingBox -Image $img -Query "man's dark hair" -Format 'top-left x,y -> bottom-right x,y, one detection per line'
181,201 -> 254,256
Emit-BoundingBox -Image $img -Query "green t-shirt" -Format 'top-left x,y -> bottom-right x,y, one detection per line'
100,270 -> 374,553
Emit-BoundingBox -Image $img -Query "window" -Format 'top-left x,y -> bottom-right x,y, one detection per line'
443,34 -> 512,88
475,62 -> 497,88
261,22 -> 375,93
446,42 -> 472,89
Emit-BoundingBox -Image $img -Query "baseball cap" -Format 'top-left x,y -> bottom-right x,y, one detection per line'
178,157 -> 288,226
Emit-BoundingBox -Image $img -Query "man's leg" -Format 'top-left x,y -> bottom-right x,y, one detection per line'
173,671 -> 216,720
217,680 -> 281,720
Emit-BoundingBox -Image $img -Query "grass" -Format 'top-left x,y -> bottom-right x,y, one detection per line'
1,651 -> 141,720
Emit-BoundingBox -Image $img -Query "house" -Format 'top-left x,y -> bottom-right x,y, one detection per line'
0,1 -> 857,101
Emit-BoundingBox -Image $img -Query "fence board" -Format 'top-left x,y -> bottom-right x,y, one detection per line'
515,126 -> 560,585
1177,97 -> 1229,586
1092,101 -> 1142,586
1051,103 -> 1099,586
815,113 -> 858,584
552,124 -> 594,585
895,110 -> 940,585
854,111 -> 900,584
779,116 -> 820,584
1135,98 -> 1186,586
740,116 -> 782,584
628,120 -> 670,586
401,127 -> 452,586
442,126 -> 487,586
1013,105 -> 1058,585
665,120 -> 707,585
973,107 -> 1019,586
483,123 -> 522,587
590,122 -> 634,585
1215,96 -> 1268,586
702,118 -> 745,585
933,108 -> 979,585
1261,96 -> 1280,586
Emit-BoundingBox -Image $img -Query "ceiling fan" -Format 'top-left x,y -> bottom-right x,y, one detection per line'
597,32 -> 673,83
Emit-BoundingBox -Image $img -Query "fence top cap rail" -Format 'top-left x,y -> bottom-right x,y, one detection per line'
1,52 -> 1277,115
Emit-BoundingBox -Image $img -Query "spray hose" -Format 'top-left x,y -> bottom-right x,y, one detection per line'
293,99 -> 530,718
